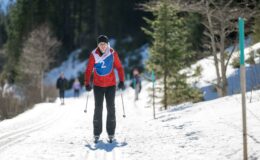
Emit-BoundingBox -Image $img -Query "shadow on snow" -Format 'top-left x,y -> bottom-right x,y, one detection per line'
85,140 -> 128,152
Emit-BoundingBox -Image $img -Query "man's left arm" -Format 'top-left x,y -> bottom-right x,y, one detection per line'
114,52 -> 125,82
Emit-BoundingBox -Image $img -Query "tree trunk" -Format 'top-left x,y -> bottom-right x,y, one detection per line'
78,0 -> 82,45
40,71 -> 44,101
220,21 -> 228,96
163,25 -> 168,110
164,69 -> 167,110
207,12 -> 222,96
94,0 -> 100,36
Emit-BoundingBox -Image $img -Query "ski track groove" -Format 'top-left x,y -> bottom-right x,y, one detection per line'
0,106 -> 69,151
0,91 -> 131,159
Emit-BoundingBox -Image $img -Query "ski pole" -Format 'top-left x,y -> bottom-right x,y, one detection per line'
121,90 -> 126,118
84,92 -> 89,113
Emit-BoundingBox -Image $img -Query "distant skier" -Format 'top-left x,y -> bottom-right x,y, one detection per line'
56,72 -> 68,105
72,78 -> 81,98
130,68 -> 142,101
85,35 -> 125,143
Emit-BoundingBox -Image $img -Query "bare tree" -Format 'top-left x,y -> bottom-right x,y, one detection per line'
20,24 -> 60,100
170,0 -> 258,96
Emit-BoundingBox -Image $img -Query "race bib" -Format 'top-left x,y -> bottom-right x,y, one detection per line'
92,48 -> 114,76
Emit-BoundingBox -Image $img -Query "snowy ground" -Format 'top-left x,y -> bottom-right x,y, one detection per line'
0,81 -> 260,160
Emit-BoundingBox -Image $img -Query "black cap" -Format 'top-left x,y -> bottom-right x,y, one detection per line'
97,35 -> 108,44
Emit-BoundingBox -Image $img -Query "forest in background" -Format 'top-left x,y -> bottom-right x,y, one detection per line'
0,0 -> 153,80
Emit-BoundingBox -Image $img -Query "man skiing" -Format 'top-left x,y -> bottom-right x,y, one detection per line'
56,72 -> 67,105
131,68 -> 142,101
85,35 -> 125,143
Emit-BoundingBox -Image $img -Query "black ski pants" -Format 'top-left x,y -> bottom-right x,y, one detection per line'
93,85 -> 116,137
59,90 -> 65,99
59,90 -> 65,104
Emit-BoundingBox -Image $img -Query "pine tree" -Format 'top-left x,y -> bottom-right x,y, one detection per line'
142,1 -> 202,109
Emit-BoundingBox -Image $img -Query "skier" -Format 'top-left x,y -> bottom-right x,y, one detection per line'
130,68 -> 142,101
72,78 -> 81,98
85,35 -> 125,143
56,72 -> 68,105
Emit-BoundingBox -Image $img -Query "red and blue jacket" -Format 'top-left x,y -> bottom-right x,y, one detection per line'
84,47 -> 124,87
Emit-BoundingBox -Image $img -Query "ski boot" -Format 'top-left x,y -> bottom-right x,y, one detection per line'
94,135 -> 100,144
108,135 -> 114,143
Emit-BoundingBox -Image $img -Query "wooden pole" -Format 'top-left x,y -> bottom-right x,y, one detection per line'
239,17 -> 248,160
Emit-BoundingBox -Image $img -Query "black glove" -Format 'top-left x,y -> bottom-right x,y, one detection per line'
85,84 -> 92,91
118,81 -> 125,90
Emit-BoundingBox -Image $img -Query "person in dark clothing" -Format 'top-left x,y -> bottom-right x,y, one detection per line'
85,35 -> 125,143
130,68 -> 142,101
56,72 -> 68,105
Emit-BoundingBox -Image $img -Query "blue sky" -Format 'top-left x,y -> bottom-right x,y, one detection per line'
0,0 -> 15,13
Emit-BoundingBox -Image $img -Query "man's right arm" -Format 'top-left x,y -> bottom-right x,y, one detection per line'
85,54 -> 95,85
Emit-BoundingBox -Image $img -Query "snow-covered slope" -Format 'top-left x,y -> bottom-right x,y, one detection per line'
44,49 -> 86,85
0,81 -> 259,160
187,42 -> 260,100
